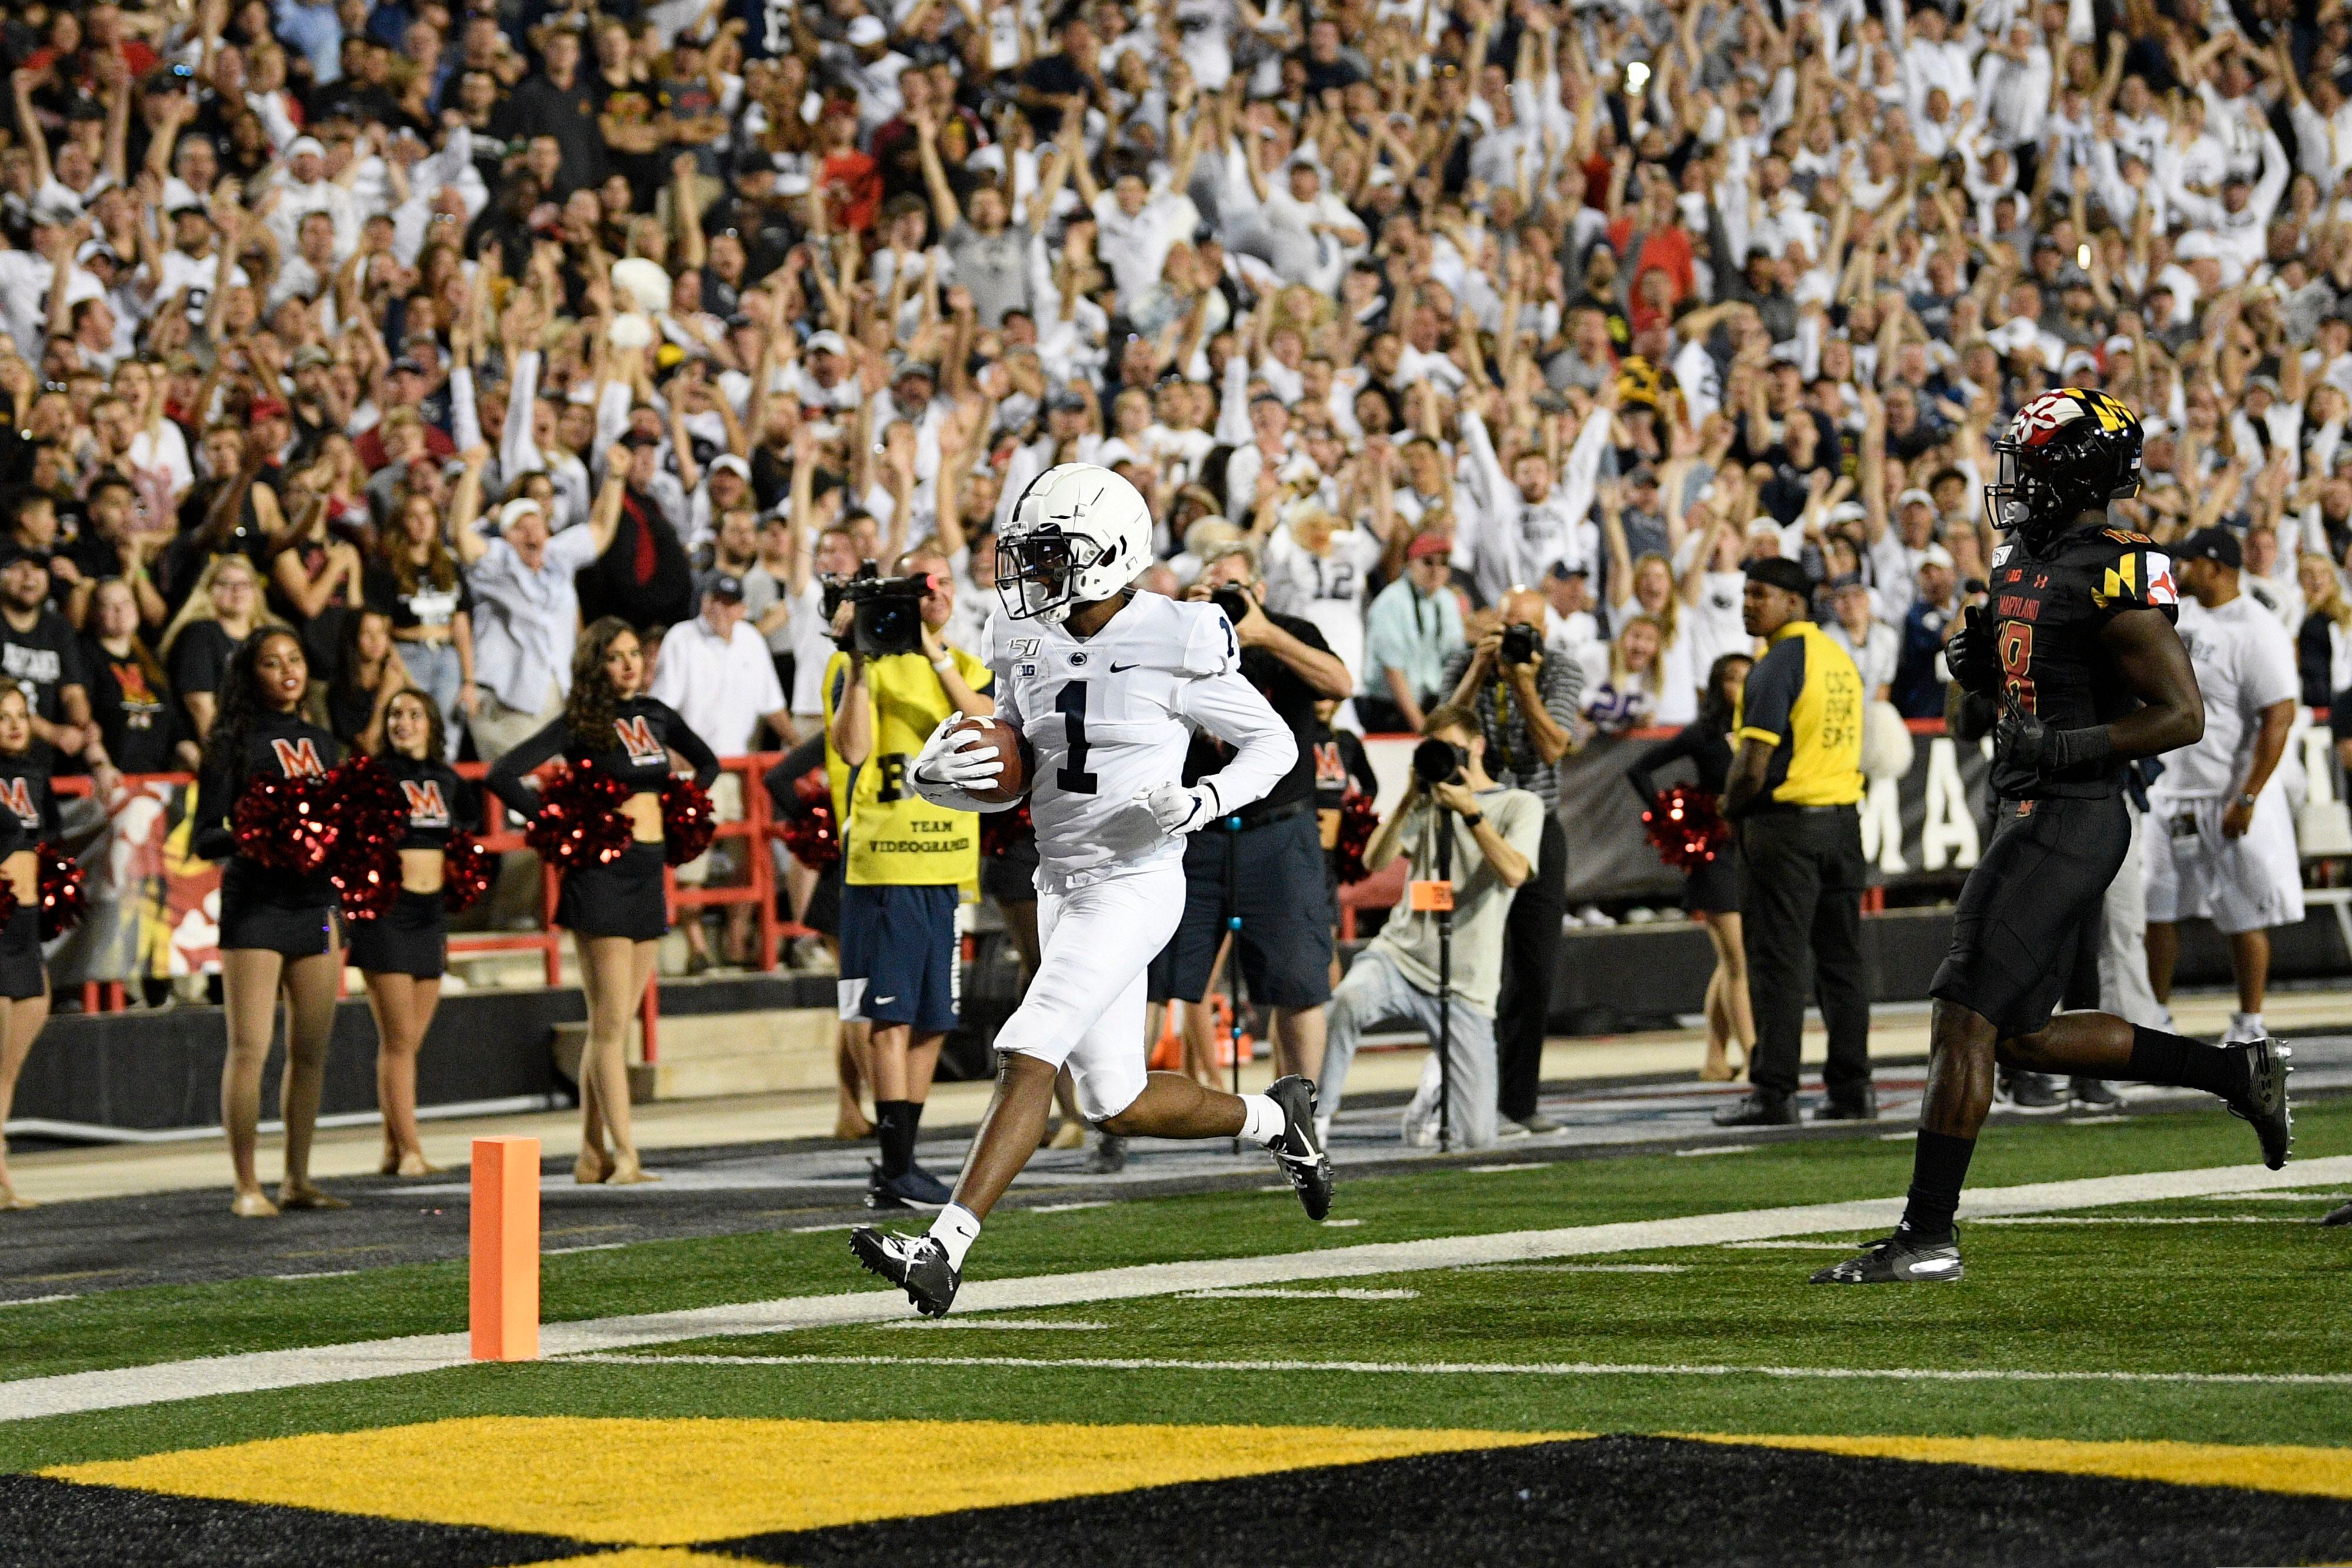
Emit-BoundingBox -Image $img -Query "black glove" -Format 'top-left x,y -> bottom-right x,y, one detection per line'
1944,604 -> 1998,696
1995,692 -> 2115,779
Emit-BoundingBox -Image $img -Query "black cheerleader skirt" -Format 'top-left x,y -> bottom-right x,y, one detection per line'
218,861 -> 336,958
0,901 -> 43,1000
347,889 -> 449,978
555,842 -> 669,940
1684,841 -> 1743,917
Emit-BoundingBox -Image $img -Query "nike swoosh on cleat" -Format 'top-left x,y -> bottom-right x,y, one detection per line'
1908,1257 -> 1962,1275
873,995 -> 896,1005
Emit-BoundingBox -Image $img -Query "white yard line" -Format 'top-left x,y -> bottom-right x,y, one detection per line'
562,1352 -> 2352,1389
1178,1288 -> 1421,1300
5,1154 -> 2346,1424
875,1319 -> 1106,1332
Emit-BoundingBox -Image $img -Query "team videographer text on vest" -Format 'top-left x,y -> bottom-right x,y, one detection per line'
1716,557 -> 1873,1128
826,546 -> 995,1209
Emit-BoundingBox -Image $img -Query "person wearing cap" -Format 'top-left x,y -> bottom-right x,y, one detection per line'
463,492 -> 609,765
689,453 -> 756,551
648,567 -> 790,972
0,195 -> 101,359
264,135 -> 361,256
1357,530 -> 1466,733
1716,556 -> 1873,1126
1890,542 -> 1960,718
1823,572 -> 1896,701
2142,528 -> 2304,1048
822,542 -> 992,1206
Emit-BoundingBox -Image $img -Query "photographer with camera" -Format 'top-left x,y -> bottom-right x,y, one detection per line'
823,545 -> 995,1209
1436,586 -> 1582,1137
1316,705 -> 1543,1149
1144,542 -> 1353,1146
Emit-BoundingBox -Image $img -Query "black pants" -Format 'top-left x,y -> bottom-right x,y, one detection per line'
1740,806 -> 1871,1099
1495,812 -> 1567,1122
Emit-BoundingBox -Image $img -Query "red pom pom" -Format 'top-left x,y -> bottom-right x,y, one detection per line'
233,773 -> 339,873
1641,785 -> 1731,872
525,758 -> 633,872
36,842 -> 83,940
778,766 -> 840,869
442,832 -> 492,914
0,864 -> 22,932
1331,790 -> 1383,885
659,775 -> 718,867
326,754 -> 406,923
977,798 -> 1033,860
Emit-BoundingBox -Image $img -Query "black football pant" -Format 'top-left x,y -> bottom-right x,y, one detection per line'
1495,813 -> 1567,1123
1740,806 -> 1872,1100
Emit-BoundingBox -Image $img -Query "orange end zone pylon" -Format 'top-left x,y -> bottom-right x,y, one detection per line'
470,1136 -> 540,1361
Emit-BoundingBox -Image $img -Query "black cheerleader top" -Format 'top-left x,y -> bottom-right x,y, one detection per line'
194,709 -> 345,905
382,753 -> 478,851
0,743 -> 59,858
485,696 -> 720,819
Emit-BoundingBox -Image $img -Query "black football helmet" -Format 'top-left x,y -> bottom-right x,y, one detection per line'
1984,387 -> 2143,552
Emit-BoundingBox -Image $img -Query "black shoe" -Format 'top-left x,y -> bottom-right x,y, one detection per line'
1082,1134 -> 1127,1175
1809,1227 -> 1966,1284
1813,1086 -> 1878,1122
2069,1077 -> 2124,1110
2322,1200 -> 2352,1227
2223,1038 -> 2293,1170
1265,1074 -> 1335,1221
849,1227 -> 960,1316
1997,1070 -> 2066,1112
1713,1090 -> 1797,1127
865,1162 -> 953,1210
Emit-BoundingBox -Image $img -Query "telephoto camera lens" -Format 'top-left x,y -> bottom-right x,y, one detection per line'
1413,737 -> 1464,785
1500,623 -> 1539,665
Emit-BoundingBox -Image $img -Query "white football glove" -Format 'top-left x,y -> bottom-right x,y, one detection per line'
911,712 -> 1005,791
1140,779 -> 1223,836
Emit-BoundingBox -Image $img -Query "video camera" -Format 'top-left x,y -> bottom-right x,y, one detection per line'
822,562 -> 930,658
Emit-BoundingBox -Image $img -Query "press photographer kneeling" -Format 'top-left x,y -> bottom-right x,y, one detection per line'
823,553 -> 995,1208
1314,705 -> 1543,1149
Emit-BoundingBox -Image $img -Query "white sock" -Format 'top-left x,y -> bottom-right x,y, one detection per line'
2234,1011 -> 2264,1036
1239,1093 -> 1287,1147
928,1203 -> 982,1271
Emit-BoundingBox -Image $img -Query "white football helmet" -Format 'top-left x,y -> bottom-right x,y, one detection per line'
996,463 -> 1153,623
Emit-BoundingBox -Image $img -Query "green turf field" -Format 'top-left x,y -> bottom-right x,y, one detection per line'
4,1097 -> 2347,1486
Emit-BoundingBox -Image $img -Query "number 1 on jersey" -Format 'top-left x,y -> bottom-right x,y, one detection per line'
1056,681 -> 1097,794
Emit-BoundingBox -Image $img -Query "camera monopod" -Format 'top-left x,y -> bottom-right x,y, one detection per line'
1409,737 -> 1465,1152
1225,806 -> 1245,1155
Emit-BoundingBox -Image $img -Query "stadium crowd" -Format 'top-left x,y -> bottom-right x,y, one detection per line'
0,0 -> 2347,1176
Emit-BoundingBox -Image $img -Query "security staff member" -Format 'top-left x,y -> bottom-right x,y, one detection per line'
1716,558 -> 1873,1126
1437,586 -> 1582,1136
826,547 -> 995,1210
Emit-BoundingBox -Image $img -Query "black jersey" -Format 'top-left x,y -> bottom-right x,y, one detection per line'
192,708 -> 345,906
0,743 -> 58,856
382,753 -> 477,852
1986,523 -> 2179,800
485,696 -> 721,817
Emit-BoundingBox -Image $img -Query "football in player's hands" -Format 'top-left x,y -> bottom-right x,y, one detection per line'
922,713 -> 1030,805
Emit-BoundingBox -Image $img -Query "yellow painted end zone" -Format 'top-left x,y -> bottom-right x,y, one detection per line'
1682,1432 -> 2352,1500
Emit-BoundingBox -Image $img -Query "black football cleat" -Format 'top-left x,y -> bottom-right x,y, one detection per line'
1809,1228 -> 1966,1285
2321,1200 -> 2352,1227
850,1227 -> 960,1317
1813,1086 -> 1879,1122
865,1162 -> 953,1210
2223,1039 -> 2293,1170
1265,1075 -> 1334,1221
1713,1090 -> 1797,1127
1997,1070 -> 2067,1112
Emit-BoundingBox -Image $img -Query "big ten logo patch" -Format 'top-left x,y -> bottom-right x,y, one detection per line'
271,737 -> 325,777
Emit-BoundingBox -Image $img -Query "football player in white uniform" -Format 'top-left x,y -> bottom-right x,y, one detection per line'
849,463 -> 1336,1316
2143,529 -> 2305,1044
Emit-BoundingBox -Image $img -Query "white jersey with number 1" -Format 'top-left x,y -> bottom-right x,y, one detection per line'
985,592 -> 1296,892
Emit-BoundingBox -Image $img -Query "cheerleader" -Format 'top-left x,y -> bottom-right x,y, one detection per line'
1626,653 -> 1756,1083
488,616 -> 719,1185
0,688 -> 55,1210
192,628 -> 345,1217
351,688 -> 477,1178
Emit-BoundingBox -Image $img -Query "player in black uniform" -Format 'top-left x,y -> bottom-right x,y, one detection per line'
351,689 -> 478,1178
1814,388 -> 2293,1285
488,616 -> 720,1187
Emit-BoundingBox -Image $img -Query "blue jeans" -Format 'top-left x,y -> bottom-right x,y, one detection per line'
396,639 -> 463,759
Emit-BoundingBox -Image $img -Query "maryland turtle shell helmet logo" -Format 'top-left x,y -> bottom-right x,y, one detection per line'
1985,387 -> 2143,552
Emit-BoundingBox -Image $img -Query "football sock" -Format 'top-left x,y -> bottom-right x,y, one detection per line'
1897,1130 -> 1977,1244
2125,1025 -> 2251,1099
928,1203 -> 981,1271
2231,1011 -> 2265,1039
875,1100 -> 913,1179
1238,1093 -> 1287,1147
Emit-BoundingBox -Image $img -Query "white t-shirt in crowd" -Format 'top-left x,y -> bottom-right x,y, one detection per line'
2161,593 -> 2300,799
648,611 -> 788,756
